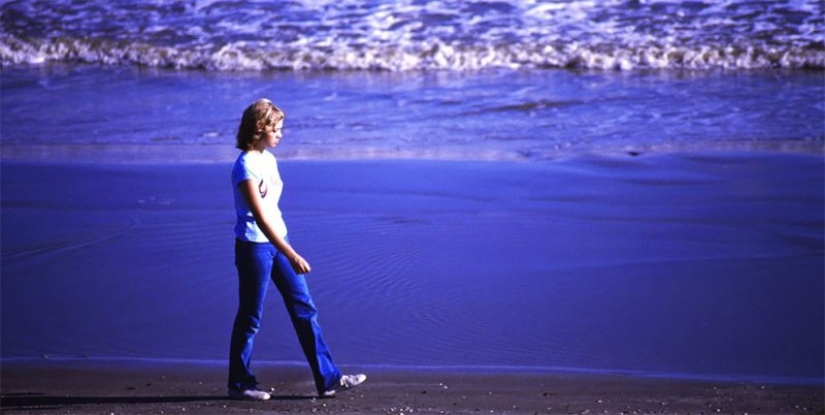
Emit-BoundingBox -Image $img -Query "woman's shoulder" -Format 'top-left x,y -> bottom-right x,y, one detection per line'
235,150 -> 263,166
232,151 -> 258,179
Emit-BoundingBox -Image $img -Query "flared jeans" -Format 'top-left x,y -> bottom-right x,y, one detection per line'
229,238 -> 341,395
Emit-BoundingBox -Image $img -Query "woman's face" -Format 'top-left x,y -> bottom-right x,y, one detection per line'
261,120 -> 284,149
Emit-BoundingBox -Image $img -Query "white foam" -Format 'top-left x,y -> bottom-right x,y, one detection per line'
1,0 -> 823,71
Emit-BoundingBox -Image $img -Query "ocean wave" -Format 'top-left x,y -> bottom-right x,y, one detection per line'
2,34 -> 823,71
1,0 -> 823,72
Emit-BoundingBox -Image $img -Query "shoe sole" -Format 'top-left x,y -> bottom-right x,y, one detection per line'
228,391 -> 271,401
321,375 -> 367,398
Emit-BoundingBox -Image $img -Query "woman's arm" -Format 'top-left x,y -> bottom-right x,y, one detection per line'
238,179 -> 312,274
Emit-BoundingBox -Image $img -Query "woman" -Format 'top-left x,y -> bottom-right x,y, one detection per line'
228,98 -> 366,400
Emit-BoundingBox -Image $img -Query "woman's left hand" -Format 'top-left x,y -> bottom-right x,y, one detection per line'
288,253 -> 312,274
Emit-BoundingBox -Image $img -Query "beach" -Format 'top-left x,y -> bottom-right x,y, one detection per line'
3,1 -> 825,412
2,359 -> 823,415
2,153 -> 823,414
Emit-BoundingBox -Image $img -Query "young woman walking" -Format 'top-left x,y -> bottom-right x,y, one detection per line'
228,98 -> 366,400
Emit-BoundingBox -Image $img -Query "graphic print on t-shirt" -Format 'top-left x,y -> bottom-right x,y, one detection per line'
259,178 -> 268,198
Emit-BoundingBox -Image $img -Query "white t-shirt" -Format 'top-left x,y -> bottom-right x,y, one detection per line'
231,150 -> 287,242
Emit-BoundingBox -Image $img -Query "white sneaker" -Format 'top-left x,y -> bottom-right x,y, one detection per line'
228,387 -> 271,401
321,374 -> 367,397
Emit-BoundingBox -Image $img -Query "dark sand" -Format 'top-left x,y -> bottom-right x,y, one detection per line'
1,359 -> 823,414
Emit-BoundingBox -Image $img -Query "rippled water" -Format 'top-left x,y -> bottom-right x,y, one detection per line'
2,158 -> 823,383
1,66 -> 822,163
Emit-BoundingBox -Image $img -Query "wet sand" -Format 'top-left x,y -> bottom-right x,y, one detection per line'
1,152 -> 824,414
1,359 -> 823,414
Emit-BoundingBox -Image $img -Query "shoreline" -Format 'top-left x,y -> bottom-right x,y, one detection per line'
1,358 -> 823,415
2,356 -> 822,386
1,142 -> 823,165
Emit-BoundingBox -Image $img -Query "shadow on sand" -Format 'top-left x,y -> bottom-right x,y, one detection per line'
1,392 -> 318,409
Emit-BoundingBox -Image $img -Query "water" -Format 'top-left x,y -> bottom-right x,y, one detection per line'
2,0 -> 823,161
1,66 -> 823,162
1,157 -> 823,383
1,0 -> 823,71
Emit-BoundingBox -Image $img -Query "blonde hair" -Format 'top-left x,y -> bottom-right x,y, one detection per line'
236,99 -> 285,151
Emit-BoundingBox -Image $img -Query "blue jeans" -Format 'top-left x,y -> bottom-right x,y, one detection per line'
229,238 -> 341,394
